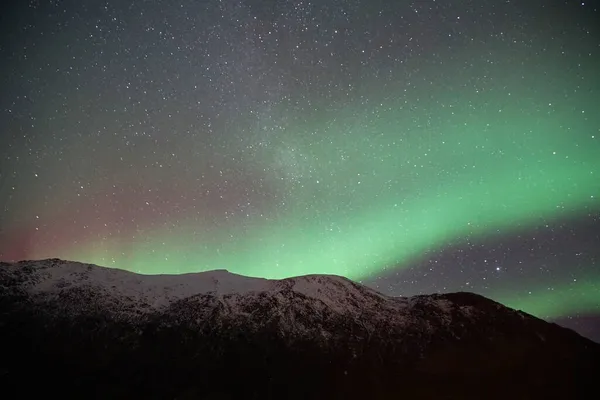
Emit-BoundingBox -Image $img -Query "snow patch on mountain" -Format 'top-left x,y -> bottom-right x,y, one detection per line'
1,259 -> 272,309
275,274 -> 390,313
1,259 -> 398,314
0,258 -> 492,332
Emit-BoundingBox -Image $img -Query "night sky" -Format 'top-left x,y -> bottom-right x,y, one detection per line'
1,1 -> 599,341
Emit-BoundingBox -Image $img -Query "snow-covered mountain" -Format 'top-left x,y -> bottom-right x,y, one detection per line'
1,258 -> 599,399
0,258 -> 385,313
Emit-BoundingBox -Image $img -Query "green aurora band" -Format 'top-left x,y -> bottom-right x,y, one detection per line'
494,275 -> 600,320
52,59 -> 600,320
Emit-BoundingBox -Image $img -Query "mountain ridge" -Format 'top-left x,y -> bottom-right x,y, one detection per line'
1,258 -> 599,399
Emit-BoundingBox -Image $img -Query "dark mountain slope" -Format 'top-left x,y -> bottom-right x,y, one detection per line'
1,258 -> 598,399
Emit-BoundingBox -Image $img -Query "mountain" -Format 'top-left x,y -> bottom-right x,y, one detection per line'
1,258 -> 598,399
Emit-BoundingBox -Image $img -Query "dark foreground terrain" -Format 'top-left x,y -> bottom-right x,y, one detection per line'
1,259 -> 598,399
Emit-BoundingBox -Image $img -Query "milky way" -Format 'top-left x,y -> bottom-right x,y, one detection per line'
1,1 -> 599,341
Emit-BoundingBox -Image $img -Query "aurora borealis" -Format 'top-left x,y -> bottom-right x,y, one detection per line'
1,1 -> 599,341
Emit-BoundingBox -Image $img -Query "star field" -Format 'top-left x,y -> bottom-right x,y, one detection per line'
1,0 -> 599,341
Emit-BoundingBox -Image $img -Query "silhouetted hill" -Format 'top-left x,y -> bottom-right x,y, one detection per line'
1,258 -> 598,399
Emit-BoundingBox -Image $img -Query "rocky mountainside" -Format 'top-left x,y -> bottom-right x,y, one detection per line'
1,258 -> 598,399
